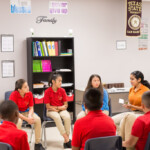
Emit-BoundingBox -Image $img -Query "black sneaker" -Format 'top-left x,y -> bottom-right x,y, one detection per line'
35,143 -> 45,150
63,140 -> 71,149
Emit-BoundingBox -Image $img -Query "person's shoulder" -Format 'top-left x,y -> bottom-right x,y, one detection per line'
141,84 -> 149,91
26,91 -> 33,96
45,87 -> 52,93
10,91 -> 19,98
59,88 -> 66,93
13,127 -> 28,138
103,88 -> 108,95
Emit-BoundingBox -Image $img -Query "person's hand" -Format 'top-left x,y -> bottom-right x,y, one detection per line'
123,103 -> 132,109
28,114 -> 33,119
27,117 -> 35,125
58,105 -> 67,111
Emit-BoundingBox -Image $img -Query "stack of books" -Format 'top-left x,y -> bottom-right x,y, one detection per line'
33,60 -> 52,72
32,41 -> 60,56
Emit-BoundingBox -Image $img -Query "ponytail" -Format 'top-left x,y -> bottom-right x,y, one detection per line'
48,72 -> 62,87
131,71 -> 150,89
15,79 -> 26,91
141,80 -> 150,89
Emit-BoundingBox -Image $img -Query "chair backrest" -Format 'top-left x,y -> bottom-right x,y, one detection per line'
145,132 -> 150,150
0,142 -> 12,150
84,136 -> 122,150
4,91 -> 13,101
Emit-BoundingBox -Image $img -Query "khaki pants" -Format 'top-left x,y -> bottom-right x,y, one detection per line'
112,111 -> 143,150
17,112 -> 41,144
47,110 -> 71,136
77,110 -> 109,120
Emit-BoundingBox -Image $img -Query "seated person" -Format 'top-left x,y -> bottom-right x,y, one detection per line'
122,91 -> 150,150
77,74 -> 109,120
72,88 -> 116,150
9,79 -> 44,150
0,100 -> 30,150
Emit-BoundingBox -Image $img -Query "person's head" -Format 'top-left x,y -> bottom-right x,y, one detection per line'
130,71 -> 150,88
0,100 -> 19,124
85,74 -> 103,97
142,91 -> 150,112
84,88 -> 103,111
48,72 -> 62,88
15,79 -> 29,94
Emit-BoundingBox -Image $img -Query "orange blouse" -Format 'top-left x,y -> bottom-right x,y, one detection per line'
129,84 -> 149,110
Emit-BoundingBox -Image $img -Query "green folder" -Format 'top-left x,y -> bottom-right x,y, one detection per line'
33,60 -> 42,72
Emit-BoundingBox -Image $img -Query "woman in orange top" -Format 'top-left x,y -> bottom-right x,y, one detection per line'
112,71 -> 150,136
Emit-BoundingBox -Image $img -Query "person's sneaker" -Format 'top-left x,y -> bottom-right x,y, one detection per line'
63,139 -> 71,149
35,143 -> 45,150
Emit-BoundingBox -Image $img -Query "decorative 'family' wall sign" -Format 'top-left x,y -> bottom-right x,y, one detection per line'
36,16 -> 57,24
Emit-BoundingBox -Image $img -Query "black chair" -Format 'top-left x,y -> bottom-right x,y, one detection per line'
84,135 -> 122,150
4,91 -> 34,143
0,142 -> 12,150
41,104 -> 73,149
145,132 -> 150,150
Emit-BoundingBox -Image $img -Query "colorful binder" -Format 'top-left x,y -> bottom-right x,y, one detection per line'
41,60 -> 52,72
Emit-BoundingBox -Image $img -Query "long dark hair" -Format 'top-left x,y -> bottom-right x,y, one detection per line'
15,79 -> 26,91
131,71 -> 150,89
48,72 -> 62,87
85,74 -> 103,99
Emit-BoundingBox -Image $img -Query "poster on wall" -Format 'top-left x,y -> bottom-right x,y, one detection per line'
126,0 -> 142,36
10,0 -> 31,14
49,1 -> 68,15
138,18 -> 148,50
1,60 -> 15,78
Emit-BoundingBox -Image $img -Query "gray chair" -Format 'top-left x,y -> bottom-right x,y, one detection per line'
0,142 -> 12,150
144,132 -> 150,150
4,91 -> 34,143
84,135 -> 122,150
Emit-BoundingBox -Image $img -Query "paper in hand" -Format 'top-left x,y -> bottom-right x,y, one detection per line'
119,98 -> 124,104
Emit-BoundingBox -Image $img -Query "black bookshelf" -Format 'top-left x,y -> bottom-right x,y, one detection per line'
26,37 -> 76,123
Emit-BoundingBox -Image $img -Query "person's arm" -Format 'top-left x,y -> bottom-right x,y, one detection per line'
101,89 -> 109,111
58,101 -> 68,111
123,135 -> 139,148
19,113 -> 35,124
28,106 -> 34,118
72,146 -> 80,150
123,104 -> 143,111
46,103 -> 59,112
21,132 -> 30,150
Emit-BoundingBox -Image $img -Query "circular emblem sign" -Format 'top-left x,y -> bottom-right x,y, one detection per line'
128,15 -> 141,30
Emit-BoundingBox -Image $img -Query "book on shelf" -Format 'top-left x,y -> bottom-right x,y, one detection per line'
51,41 -> 56,56
54,41 -> 58,56
46,41 -> 53,56
40,42 -> 45,56
60,53 -> 72,56
42,41 -> 49,56
33,60 -> 42,72
35,41 -> 42,56
61,83 -> 73,87
41,60 -> 52,72
33,83 -> 44,88
55,69 -> 72,72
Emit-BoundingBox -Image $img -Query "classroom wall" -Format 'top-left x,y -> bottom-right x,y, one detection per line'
0,0 -> 150,100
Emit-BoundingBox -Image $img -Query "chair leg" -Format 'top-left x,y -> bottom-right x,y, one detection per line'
29,125 -> 34,143
44,125 -> 47,149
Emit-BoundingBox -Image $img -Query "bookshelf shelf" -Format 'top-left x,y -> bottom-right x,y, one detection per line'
27,37 -> 75,123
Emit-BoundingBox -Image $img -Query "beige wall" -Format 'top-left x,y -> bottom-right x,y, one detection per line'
0,0 -> 150,100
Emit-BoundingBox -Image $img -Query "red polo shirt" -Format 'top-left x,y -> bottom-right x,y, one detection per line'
0,121 -> 29,150
44,87 -> 67,106
9,91 -> 34,111
72,110 -> 116,150
131,111 -> 150,150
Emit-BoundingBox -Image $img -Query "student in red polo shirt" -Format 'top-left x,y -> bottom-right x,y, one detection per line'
44,73 -> 71,149
72,88 -> 116,150
0,100 -> 29,150
9,79 -> 45,150
123,91 -> 150,150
